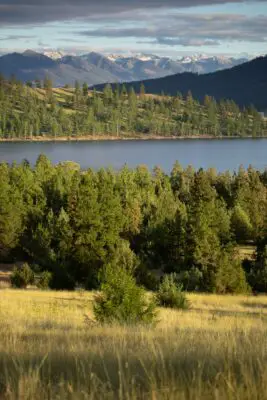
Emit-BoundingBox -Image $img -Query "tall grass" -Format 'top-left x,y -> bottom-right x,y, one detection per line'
0,290 -> 267,399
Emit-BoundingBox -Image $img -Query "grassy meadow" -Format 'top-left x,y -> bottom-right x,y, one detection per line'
0,289 -> 267,399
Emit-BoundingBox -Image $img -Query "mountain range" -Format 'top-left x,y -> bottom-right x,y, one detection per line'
0,50 -> 248,87
94,55 -> 267,110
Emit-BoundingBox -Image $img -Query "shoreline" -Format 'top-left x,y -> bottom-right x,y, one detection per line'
0,134 -> 266,143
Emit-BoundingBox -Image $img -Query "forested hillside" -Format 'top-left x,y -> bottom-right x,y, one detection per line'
0,76 -> 266,139
1,157 -> 267,293
94,55 -> 267,110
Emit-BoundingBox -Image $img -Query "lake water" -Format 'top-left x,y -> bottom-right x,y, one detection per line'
0,139 -> 266,172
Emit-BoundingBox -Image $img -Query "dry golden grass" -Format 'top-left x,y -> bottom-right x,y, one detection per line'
0,264 -> 12,286
237,245 -> 256,261
53,88 -> 74,96
0,289 -> 267,399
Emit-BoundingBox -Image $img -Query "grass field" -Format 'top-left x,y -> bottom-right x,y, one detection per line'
0,289 -> 267,399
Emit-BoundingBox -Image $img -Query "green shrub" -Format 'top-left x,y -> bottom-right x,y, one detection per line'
10,263 -> 35,289
180,268 -> 203,292
157,273 -> 189,309
37,271 -> 52,290
135,264 -> 159,291
93,264 -> 157,325
215,251 -> 250,294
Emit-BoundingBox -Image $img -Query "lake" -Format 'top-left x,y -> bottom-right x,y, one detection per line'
0,139 -> 266,172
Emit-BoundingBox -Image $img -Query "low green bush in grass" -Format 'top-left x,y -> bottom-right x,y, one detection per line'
10,263 -> 35,289
157,273 -> 189,309
94,264 -> 157,325
37,271 -> 52,290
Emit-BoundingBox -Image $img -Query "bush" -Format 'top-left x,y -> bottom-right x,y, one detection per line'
135,264 -> 159,291
157,273 -> 189,309
215,251 -> 250,294
10,263 -> 35,288
93,264 -> 157,325
180,268 -> 203,292
37,271 -> 52,290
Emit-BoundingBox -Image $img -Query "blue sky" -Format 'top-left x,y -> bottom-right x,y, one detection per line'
0,1 -> 267,57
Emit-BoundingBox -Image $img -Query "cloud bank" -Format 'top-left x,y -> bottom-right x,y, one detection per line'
79,13 -> 267,47
1,0 -> 267,52
0,0 -> 266,26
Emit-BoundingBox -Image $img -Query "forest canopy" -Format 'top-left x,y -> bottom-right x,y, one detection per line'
1,156 -> 266,293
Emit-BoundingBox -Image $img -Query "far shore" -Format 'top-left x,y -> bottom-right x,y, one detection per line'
0,134 -> 266,143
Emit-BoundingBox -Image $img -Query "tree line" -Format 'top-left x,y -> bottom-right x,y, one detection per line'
0,156 -> 266,293
0,76 -> 266,139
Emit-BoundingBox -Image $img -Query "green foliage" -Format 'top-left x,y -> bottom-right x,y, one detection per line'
94,264 -> 157,325
0,156 -> 266,294
0,164 -> 24,259
157,274 -> 189,309
180,268 -> 203,292
135,264 -> 159,291
214,251 -> 250,294
37,271 -> 52,290
231,204 -> 253,242
10,263 -> 35,288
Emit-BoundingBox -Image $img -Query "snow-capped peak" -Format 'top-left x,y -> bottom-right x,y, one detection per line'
107,53 -> 161,62
106,54 -> 121,62
43,50 -> 65,60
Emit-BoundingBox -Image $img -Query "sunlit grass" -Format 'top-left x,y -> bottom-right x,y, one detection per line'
237,245 -> 256,261
0,289 -> 267,399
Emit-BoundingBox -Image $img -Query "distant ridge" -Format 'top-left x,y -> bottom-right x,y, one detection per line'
94,55 -> 267,110
0,51 -> 124,86
0,49 -> 248,87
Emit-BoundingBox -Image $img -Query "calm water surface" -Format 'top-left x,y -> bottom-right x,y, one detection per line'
0,139 -> 266,172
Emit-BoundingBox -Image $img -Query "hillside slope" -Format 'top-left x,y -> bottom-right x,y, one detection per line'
0,78 -> 266,140
94,56 -> 267,110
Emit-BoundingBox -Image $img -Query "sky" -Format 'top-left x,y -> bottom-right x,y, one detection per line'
0,0 -> 267,58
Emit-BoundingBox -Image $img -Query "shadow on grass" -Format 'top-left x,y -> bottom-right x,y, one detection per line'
0,322 -> 266,398
242,302 -> 267,310
193,307 -> 267,319
49,297 -> 93,303
0,341 -> 258,395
